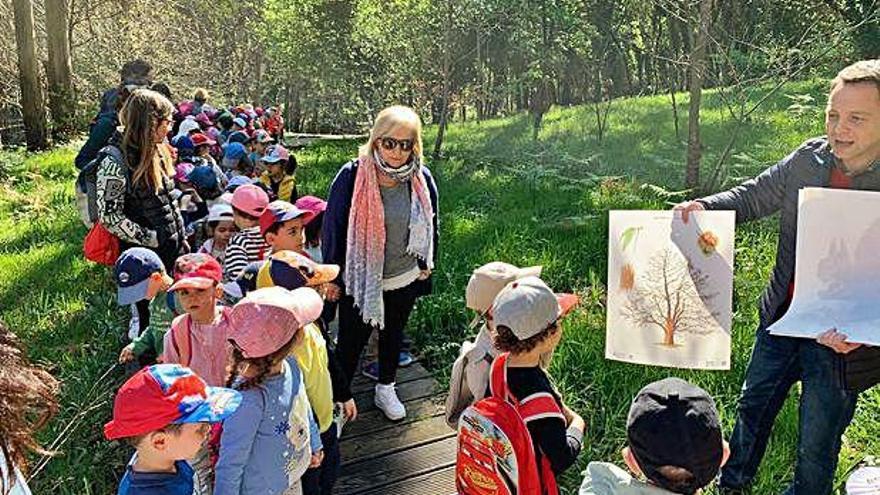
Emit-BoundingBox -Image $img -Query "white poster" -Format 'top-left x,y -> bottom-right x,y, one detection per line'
768,188 -> 880,345
606,210 -> 735,369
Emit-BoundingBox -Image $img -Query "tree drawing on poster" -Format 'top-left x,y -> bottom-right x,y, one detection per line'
606,210 -> 734,370
621,248 -> 720,347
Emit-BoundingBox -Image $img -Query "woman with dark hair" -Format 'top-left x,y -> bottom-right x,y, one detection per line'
96,89 -> 187,338
74,59 -> 154,170
322,105 -> 439,421
0,319 -> 59,495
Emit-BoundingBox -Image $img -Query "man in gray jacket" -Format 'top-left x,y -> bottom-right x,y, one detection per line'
675,59 -> 880,495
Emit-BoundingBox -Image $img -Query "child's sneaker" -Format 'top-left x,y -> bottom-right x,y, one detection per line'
374,383 -> 406,421
361,361 -> 379,381
333,403 -> 348,438
398,351 -> 414,367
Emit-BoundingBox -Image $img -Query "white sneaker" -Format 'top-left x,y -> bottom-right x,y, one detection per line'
128,304 -> 141,341
374,383 -> 406,421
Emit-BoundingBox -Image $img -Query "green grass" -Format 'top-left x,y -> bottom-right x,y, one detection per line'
2,77 -> 878,494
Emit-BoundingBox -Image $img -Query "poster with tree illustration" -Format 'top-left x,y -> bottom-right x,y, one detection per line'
605,210 -> 735,370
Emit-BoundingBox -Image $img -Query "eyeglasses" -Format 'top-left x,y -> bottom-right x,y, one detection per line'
379,137 -> 414,152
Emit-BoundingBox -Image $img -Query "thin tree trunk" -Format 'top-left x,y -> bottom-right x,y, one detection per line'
432,2 -> 453,160
685,0 -> 713,189
46,0 -> 75,139
13,0 -> 48,150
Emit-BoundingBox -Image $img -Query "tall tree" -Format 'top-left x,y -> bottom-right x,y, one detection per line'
12,0 -> 48,150
45,0 -> 76,139
685,0 -> 714,189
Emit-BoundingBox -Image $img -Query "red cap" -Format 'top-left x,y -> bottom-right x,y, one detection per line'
170,253 -> 222,291
191,133 -> 216,147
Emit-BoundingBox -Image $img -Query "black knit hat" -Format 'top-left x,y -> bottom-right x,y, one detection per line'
626,378 -> 723,495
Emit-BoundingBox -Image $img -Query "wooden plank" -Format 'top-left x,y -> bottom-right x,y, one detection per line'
341,395 -> 445,440
340,414 -> 457,466
352,377 -> 438,414
334,436 -> 457,494
355,465 -> 457,495
349,362 -> 430,394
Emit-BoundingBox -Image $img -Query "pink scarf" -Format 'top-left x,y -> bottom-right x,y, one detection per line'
345,155 -> 434,328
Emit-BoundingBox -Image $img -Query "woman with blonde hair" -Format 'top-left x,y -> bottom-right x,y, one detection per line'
97,88 -> 186,338
322,105 -> 439,421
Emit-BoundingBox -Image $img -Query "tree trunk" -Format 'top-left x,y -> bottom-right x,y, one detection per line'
13,0 -> 48,150
685,0 -> 713,189
45,0 -> 75,139
432,2 -> 454,160
663,319 -> 675,346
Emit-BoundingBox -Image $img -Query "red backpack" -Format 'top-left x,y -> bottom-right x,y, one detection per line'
456,353 -> 562,495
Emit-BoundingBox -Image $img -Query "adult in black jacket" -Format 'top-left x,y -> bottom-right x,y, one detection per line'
96,89 -> 186,338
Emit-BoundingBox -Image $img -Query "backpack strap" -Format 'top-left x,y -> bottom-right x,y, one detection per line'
170,314 -> 193,367
519,392 -> 565,423
488,352 -> 510,402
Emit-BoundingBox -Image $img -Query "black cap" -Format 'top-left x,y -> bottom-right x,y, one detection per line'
626,378 -> 723,494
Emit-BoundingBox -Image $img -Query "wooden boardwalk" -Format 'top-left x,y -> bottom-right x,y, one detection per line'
335,362 -> 457,494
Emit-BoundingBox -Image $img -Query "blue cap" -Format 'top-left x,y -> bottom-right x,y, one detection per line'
171,134 -> 195,151
223,142 -> 247,161
232,117 -> 247,128
114,247 -> 165,305
225,174 -> 253,192
188,165 -> 219,191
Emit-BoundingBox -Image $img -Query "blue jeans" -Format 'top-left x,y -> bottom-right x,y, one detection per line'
720,328 -> 859,494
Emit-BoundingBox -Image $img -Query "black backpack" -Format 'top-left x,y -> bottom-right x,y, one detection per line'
75,145 -> 125,228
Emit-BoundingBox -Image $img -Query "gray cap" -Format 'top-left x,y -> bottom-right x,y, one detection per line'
490,276 -> 579,340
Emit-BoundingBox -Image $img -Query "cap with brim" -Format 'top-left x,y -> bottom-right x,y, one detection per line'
256,250 -> 339,290
232,117 -> 247,128
466,262 -> 543,328
228,286 -> 324,358
207,203 -> 234,223
115,247 -> 168,306
259,201 -> 314,235
222,261 -> 264,300
104,364 -> 241,440
294,196 -> 327,226
169,253 -> 222,292
490,276 -> 579,340
255,130 -> 275,144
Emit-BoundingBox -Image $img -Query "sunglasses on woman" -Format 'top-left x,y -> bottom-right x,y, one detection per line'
379,136 -> 414,152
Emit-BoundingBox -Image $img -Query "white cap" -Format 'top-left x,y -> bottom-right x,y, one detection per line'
465,262 -> 543,313
491,276 -> 579,340
207,203 -> 234,223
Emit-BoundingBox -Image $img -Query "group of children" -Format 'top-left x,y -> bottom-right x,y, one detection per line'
98,90 -> 727,495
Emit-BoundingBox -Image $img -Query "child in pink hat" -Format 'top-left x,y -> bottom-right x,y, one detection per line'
223,184 -> 270,281
215,286 -> 325,495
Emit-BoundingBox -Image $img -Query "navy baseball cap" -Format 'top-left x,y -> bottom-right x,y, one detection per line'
187,165 -> 219,191
114,248 -> 170,306
227,131 -> 253,145
222,261 -> 264,300
223,142 -> 248,161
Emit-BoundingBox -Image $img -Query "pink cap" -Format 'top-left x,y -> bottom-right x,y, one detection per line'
231,184 -> 269,217
295,196 -> 327,225
227,286 -> 323,358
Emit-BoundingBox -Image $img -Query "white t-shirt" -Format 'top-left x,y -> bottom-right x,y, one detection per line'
0,446 -> 32,495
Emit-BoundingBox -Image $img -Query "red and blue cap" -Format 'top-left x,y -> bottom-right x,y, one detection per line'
259,200 -> 314,235
104,364 -> 241,440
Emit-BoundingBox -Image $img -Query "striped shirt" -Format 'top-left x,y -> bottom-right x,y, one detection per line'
223,226 -> 269,281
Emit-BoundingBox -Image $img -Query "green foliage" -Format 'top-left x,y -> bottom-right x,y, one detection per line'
4,80 -> 878,494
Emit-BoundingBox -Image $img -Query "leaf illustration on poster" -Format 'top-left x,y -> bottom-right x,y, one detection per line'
606,210 -> 734,369
769,188 -> 880,345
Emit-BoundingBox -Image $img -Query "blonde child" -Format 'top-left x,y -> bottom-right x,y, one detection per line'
214,286 -> 324,495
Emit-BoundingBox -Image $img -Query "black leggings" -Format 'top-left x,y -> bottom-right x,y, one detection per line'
336,284 -> 418,388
